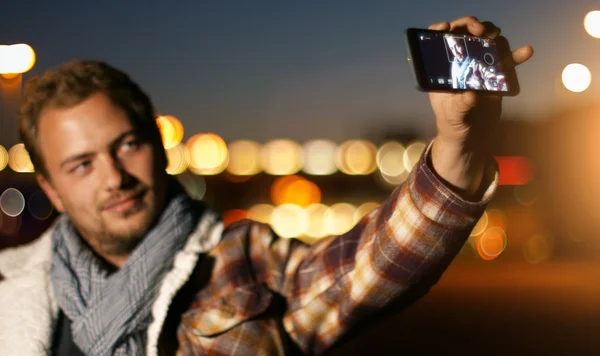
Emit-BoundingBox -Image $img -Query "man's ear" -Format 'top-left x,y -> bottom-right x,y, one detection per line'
36,174 -> 64,213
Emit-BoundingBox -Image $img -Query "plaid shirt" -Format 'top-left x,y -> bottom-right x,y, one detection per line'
175,143 -> 497,355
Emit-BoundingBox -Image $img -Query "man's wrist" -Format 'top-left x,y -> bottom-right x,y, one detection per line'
430,136 -> 492,200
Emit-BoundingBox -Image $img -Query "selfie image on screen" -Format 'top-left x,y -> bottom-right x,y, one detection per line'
418,32 -> 508,92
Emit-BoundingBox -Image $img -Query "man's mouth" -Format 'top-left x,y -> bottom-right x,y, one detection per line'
102,190 -> 146,214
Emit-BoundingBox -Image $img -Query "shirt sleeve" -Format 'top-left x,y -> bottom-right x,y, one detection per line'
244,140 -> 498,354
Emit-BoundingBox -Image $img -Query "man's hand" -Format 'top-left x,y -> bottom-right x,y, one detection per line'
428,16 -> 534,199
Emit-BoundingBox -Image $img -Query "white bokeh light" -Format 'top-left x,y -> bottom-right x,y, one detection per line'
0,188 -> 26,217
584,11 -> 600,38
562,63 -> 591,93
302,140 -> 338,175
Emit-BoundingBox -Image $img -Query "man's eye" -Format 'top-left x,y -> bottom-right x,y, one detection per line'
122,139 -> 140,150
71,161 -> 91,173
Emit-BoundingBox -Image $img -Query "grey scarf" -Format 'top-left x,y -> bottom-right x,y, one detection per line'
50,182 -> 200,355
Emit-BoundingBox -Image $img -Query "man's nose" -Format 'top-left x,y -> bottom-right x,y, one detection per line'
102,155 -> 131,191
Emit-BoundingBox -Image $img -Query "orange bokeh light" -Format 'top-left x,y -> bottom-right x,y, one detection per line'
486,209 -> 507,231
222,209 -> 248,228
156,115 -> 184,149
477,227 -> 507,261
270,175 -> 321,207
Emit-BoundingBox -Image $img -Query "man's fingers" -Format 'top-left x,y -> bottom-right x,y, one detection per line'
428,21 -> 450,31
449,16 -> 485,35
449,16 -> 480,29
512,45 -> 534,66
430,18 -> 501,39
480,21 -> 501,39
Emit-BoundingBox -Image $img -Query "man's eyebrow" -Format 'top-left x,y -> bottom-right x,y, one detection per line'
59,129 -> 139,170
111,129 -> 140,145
59,152 -> 94,170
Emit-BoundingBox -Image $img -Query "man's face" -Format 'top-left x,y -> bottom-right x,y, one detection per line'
447,37 -> 466,62
37,92 -> 167,255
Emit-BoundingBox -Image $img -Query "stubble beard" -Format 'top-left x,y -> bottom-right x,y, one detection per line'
78,201 -> 157,257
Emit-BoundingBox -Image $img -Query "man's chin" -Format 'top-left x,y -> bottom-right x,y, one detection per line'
103,223 -> 150,250
103,209 -> 155,238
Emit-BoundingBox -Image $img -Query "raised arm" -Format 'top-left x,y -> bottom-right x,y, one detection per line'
247,141 -> 498,354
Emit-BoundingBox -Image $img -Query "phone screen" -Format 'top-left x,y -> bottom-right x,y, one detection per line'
410,30 -> 513,93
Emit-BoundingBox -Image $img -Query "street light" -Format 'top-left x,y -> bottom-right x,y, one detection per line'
0,44 -> 36,78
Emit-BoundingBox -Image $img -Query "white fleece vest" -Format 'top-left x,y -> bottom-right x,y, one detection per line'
0,211 -> 223,356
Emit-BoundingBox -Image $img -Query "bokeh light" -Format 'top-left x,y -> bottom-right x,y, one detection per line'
261,140 -> 303,175
304,203 -> 329,240
345,140 -> 378,175
156,115 -> 184,149
377,141 -> 406,176
271,176 -> 302,204
222,209 -> 248,227
522,234 -> 553,264
477,227 -> 507,261
27,190 -> 53,220
176,174 -> 207,200
514,182 -> 539,206
354,202 -> 380,223
186,133 -> 229,175
584,11 -> 600,38
165,144 -> 191,175
335,140 -> 378,175
378,170 -> 410,186
403,141 -> 427,172
562,63 -> 591,93
270,175 -> 321,207
486,209 -> 507,231
302,140 -> 338,175
0,188 -> 25,217
335,141 -> 354,175
470,210 -> 489,237
0,145 -> 8,171
325,203 -> 356,235
8,143 -> 34,173
0,44 -> 36,75
271,204 -> 307,238
377,141 -> 410,186
227,140 -> 262,176
223,172 -> 252,183
248,204 -> 274,224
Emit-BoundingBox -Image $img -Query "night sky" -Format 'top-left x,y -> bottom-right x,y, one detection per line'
1,0 -> 598,142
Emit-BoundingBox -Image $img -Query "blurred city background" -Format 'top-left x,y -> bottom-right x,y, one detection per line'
1,2 -> 600,354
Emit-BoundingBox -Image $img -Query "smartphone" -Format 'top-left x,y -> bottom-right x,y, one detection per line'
404,28 -> 520,96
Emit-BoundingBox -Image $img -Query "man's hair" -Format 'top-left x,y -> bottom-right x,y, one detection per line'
19,60 -> 165,177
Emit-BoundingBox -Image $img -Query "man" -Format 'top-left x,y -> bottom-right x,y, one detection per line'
0,17 -> 532,355
445,34 -> 504,91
